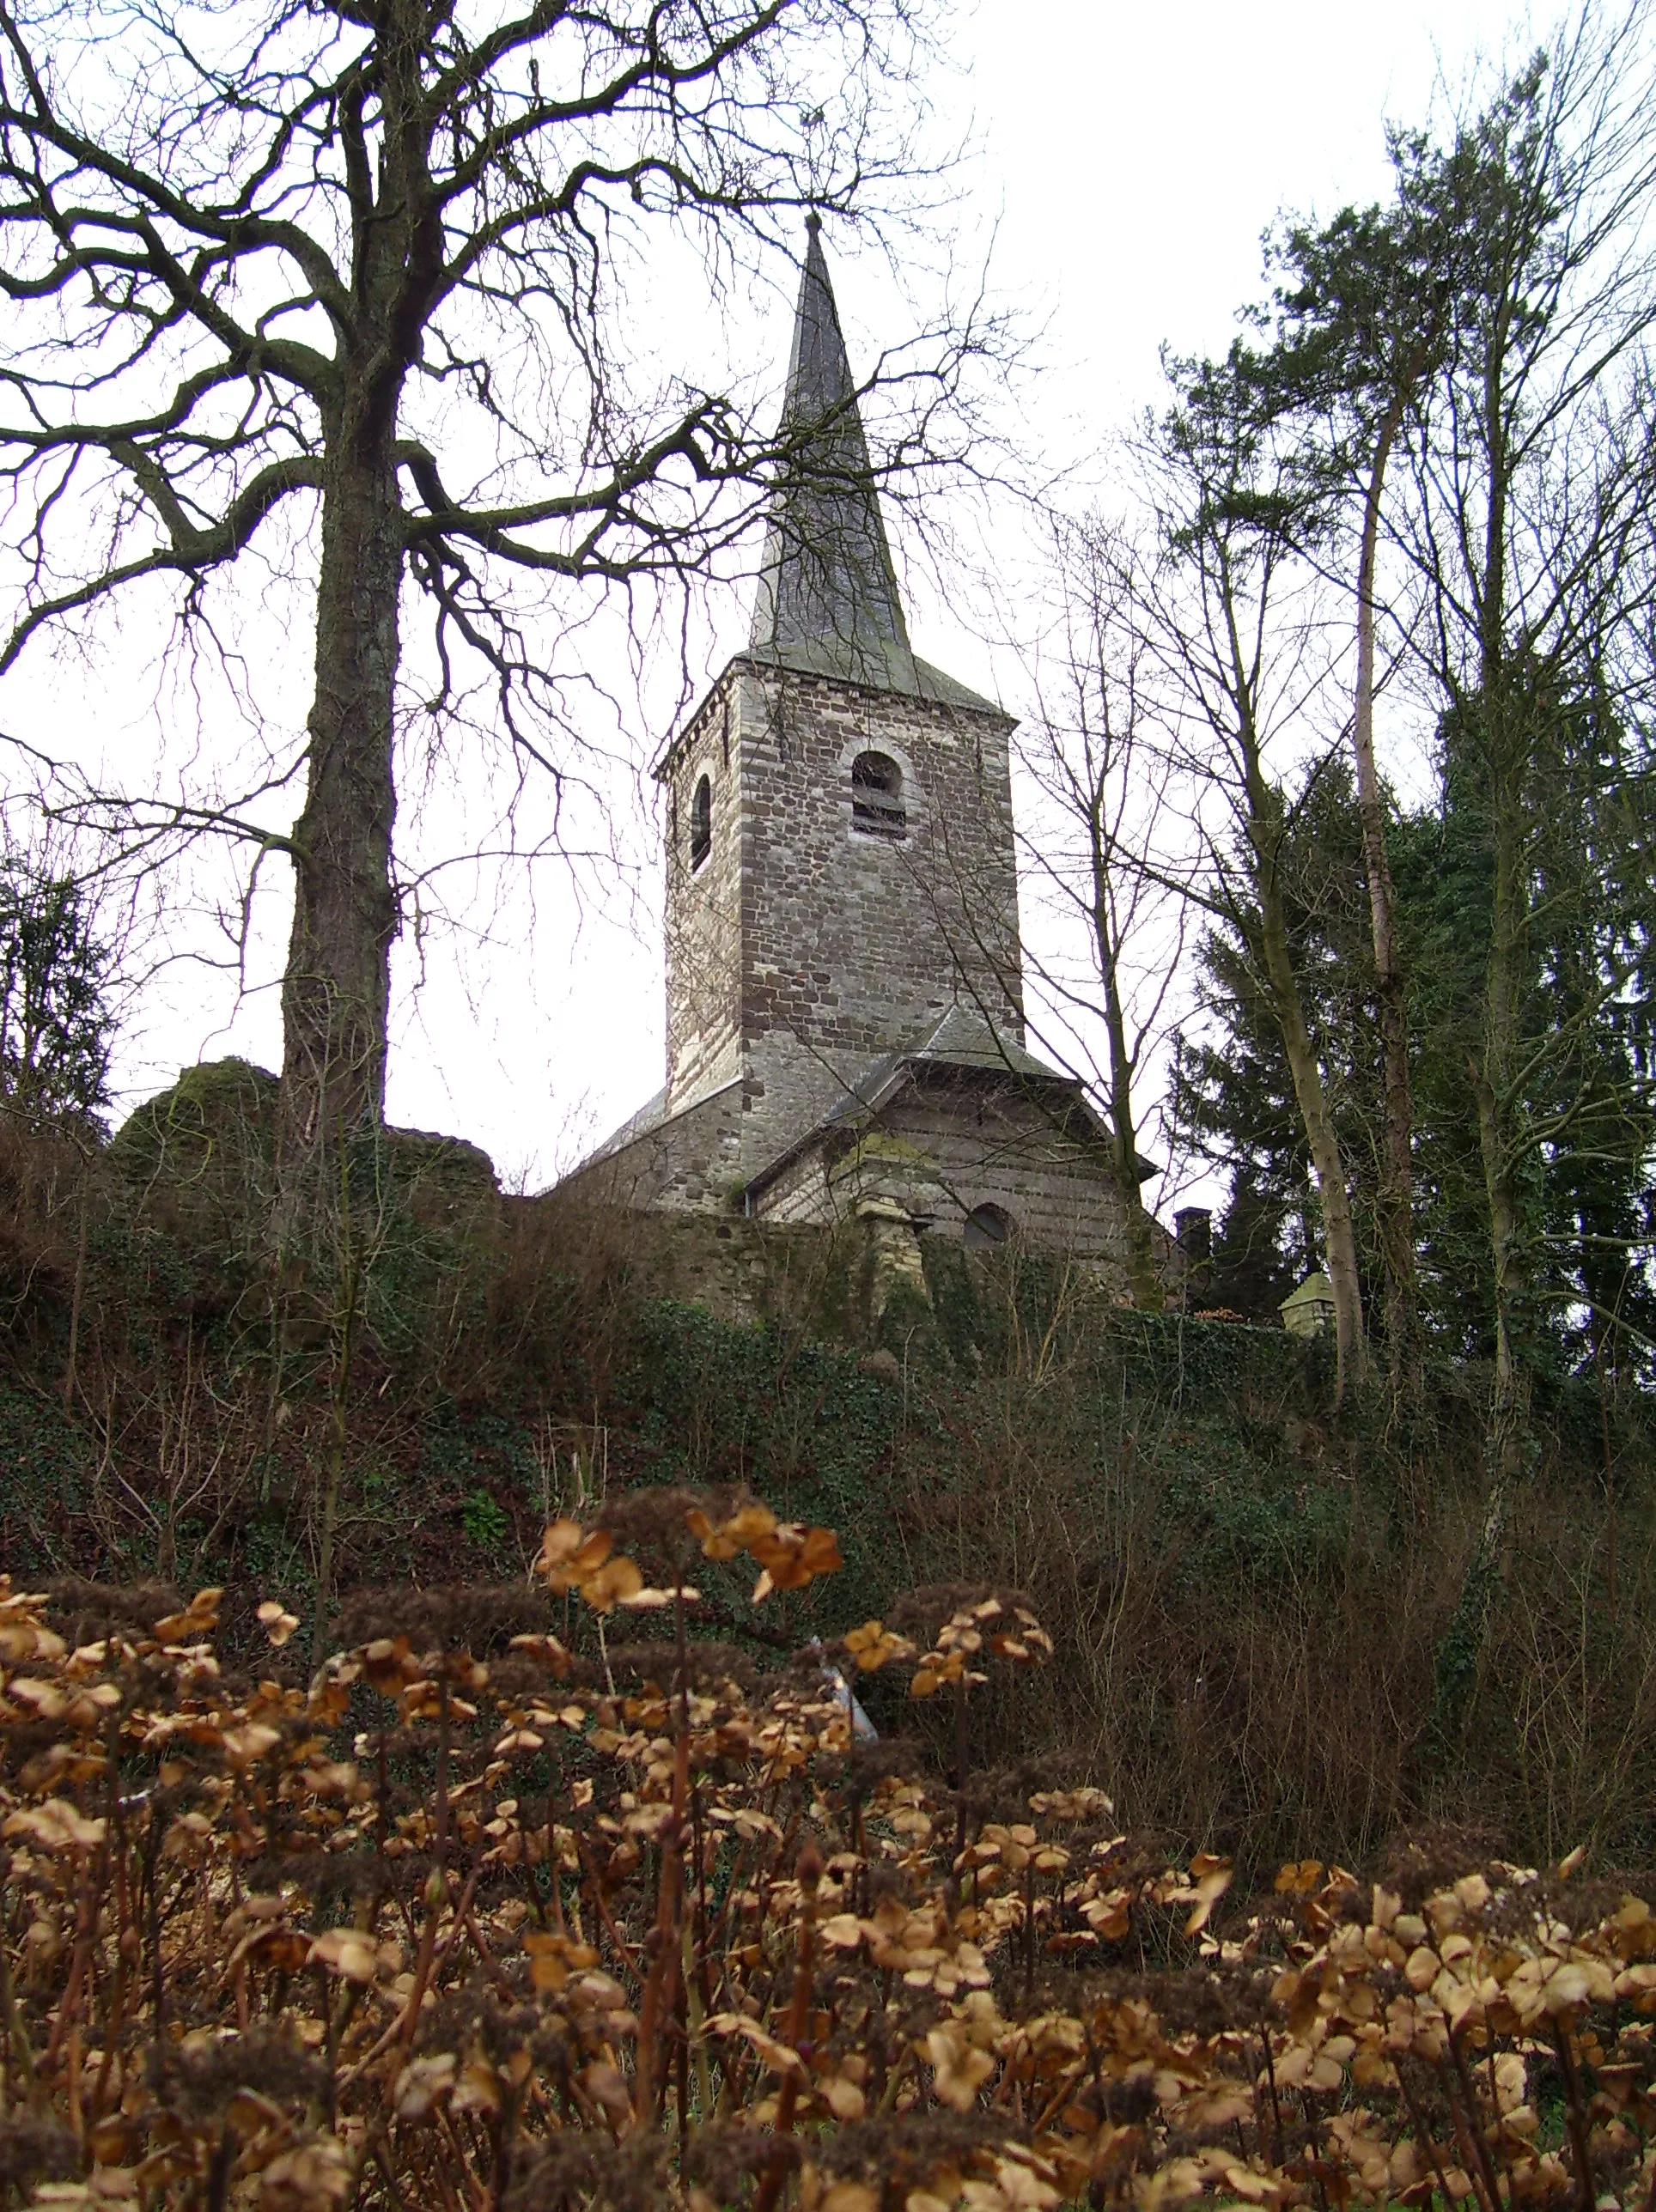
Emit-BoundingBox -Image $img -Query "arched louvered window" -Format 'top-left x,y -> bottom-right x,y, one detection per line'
690,774 -> 712,871
850,750 -> 906,838
964,1203 -> 1013,1249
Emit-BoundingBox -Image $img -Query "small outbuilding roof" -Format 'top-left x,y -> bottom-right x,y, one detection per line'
737,1010 -> 1112,1207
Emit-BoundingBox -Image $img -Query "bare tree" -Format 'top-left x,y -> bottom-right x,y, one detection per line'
0,0 -> 994,1210
1387,11 -> 1656,1527
1014,515 -> 1189,1312
1133,350 -> 1368,1401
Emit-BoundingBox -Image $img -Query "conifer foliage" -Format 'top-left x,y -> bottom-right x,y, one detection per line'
0,857 -> 113,1127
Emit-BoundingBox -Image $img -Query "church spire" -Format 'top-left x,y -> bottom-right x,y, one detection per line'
749,216 -> 911,679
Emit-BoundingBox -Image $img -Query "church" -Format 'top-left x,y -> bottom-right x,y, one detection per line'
563,221 -> 1142,1272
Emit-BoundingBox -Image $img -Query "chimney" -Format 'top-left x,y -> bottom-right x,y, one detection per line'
1175,1207 -> 1212,1265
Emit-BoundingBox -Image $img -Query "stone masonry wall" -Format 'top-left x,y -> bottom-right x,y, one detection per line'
664,672 -> 744,1114
739,664 -> 1023,1182
753,1078 -> 1130,1267
658,653 -> 1025,1181
872,1086 -> 1130,1259
559,1082 -> 745,1215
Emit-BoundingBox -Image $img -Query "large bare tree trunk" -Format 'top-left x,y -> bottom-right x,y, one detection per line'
279,441 -> 402,1164
1352,398 -> 1417,1397
275,15 -> 447,1176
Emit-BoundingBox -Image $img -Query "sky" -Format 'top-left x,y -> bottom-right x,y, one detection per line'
17,0 -> 1530,1194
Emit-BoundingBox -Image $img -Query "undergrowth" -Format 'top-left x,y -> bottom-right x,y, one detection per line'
0,1110 -> 1653,1884
3,1498 -> 1656,2212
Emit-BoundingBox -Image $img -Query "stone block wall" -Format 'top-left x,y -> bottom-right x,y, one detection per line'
873,1085 -> 1131,1258
663,672 -> 744,1113
559,1081 -> 746,1215
657,653 -> 1025,1181
752,1074 -> 1131,1267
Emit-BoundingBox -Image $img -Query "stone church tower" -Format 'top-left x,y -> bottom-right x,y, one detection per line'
567,222 -> 1135,1263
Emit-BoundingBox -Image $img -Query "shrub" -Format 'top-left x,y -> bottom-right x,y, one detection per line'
3,1498 -> 1654,2212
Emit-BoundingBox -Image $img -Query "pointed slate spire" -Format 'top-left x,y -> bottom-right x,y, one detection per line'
749,215 -> 912,683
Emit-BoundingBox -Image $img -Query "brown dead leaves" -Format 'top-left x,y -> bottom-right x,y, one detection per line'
686,1501 -> 842,1599
534,1500 -> 842,1611
843,1619 -> 915,1672
7,1522 -> 1656,2212
907,1597 -> 1052,1698
535,1521 -> 644,1613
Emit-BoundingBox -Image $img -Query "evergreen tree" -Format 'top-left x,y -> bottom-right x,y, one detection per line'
1175,756 -> 1383,1324
1179,699 -> 1656,1379
1408,682 -> 1656,1382
0,861 -> 115,1128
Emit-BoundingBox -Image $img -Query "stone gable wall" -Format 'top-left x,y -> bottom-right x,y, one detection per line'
560,1081 -> 746,1216
872,1087 -> 1130,1258
752,1078 -> 1130,1266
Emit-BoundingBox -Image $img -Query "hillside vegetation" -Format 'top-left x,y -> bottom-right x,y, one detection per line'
4,1495 -> 1656,2212
1,1083 -> 1651,1893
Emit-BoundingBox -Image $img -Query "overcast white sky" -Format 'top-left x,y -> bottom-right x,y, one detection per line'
29,0 -> 1529,1192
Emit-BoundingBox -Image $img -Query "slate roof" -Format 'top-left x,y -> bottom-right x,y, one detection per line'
572,1074 -> 737,1172
745,218 -> 1006,720
569,1007 -> 1155,1208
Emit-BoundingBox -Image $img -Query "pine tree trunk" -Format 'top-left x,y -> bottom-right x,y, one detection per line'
1352,399 -> 1417,1398
278,436 -> 403,1170
1256,858 -> 1367,1405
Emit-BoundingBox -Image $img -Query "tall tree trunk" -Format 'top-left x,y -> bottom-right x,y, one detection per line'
279,434 -> 403,1171
1470,718 -> 1531,1510
1221,573 -> 1367,1402
277,12 -> 435,1190
1254,841 -> 1367,1405
1433,384 -> 1530,1753
1089,816 -> 1164,1311
1352,396 -> 1418,1398
1107,1054 -> 1163,1312
1470,360 -> 1531,1542
1433,840 -> 1531,1748
1105,1059 -> 1163,1313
